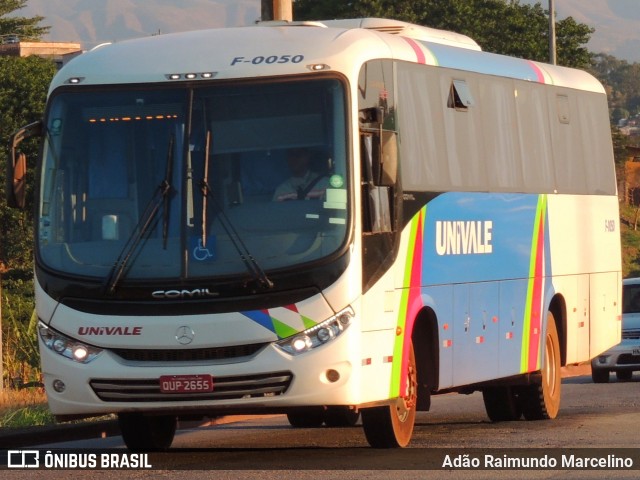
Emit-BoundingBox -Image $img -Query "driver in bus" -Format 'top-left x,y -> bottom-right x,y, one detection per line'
272,148 -> 328,201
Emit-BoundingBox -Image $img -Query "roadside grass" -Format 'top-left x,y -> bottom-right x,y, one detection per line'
0,387 -> 54,428
0,388 -> 115,428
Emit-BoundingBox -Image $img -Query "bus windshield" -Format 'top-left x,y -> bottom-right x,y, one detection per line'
37,78 -> 349,284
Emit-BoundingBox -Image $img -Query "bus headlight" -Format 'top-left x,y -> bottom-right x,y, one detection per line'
38,322 -> 102,364
276,307 -> 353,356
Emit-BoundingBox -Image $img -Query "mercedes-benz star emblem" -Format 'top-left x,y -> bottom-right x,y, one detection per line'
175,326 -> 195,345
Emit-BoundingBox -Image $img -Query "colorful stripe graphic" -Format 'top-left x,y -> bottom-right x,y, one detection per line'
401,37 -> 438,66
520,194 -> 547,372
241,304 -> 318,339
527,61 -> 549,84
390,207 -> 426,397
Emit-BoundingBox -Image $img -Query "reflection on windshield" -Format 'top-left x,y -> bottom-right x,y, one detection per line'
623,284 -> 640,314
38,79 -> 349,284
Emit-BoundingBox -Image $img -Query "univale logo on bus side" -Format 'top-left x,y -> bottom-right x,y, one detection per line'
435,220 -> 493,256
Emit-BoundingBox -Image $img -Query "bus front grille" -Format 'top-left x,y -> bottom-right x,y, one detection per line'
111,342 -> 268,363
89,371 -> 293,402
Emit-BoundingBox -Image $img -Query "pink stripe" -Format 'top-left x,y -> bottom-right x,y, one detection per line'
400,212 -> 424,393
528,61 -> 546,84
402,37 -> 426,64
527,214 -> 545,371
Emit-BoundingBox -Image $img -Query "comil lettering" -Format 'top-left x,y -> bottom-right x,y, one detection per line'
435,221 -> 493,256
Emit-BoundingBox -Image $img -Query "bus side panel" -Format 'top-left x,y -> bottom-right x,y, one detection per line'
551,274 -> 591,364
547,195 -> 620,276
590,272 -> 622,357
546,194 -> 621,360
498,279 -> 529,378
452,282 -> 501,386
396,193 -> 544,390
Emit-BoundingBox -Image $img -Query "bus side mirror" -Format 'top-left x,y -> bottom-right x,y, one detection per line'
6,121 -> 42,209
11,153 -> 27,209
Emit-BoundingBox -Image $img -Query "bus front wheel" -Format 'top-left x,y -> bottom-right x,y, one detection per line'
520,313 -> 561,420
361,342 -> 417,448
118,413 -> 177,451
286,407 -> 325,428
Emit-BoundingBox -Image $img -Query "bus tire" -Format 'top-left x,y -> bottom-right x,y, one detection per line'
521,313 -> 561,420
324,406 -> 360,427
482,386 -> 522,422
286,407 -> 325,428
591,368 -> 609,383
361,342 -> 417,448
616,370 -> 633,381
117,413 -> 176,451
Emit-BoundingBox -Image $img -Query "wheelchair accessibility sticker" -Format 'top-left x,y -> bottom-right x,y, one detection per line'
190,236 -> 216,262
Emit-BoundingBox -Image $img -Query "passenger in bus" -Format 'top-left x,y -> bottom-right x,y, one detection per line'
272,148 -> 328,201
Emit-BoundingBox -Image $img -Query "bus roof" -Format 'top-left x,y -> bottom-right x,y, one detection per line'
51,18 -> 604,94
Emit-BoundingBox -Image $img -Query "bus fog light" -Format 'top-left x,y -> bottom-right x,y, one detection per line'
275,306 -> 354,356
325,369 -> 340,383
52,379 -> 66,393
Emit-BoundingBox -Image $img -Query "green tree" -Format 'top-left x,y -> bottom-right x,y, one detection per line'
591,53 -> 640,118
0,0 -> 49,40
0,54 -> 54,388
0,55 -> 55,275
294,0 -> 593,68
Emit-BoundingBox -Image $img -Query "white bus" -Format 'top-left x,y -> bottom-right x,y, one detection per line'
8,18 -> 621,449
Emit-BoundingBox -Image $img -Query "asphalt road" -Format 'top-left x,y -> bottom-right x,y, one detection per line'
2,367 -> 640,479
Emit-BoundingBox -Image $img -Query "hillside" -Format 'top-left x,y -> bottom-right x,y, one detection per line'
14,0 -> 260,49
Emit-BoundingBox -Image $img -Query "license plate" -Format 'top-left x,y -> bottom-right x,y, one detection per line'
159,374 -> 214,393
632,348 -> 640,356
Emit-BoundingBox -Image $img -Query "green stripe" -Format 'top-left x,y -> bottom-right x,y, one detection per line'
389,207 -> 424,397
520,195 -> 546,372
272,319 -> 298,340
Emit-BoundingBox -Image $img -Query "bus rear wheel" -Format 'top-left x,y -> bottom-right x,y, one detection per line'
117,413 -> 177,451
361,342 -> 417,448
520,313 -> 561,420
482,386 -> 523,421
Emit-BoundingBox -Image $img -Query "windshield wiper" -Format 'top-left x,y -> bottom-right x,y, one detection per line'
162,135 -> 175,248
104,135 -> 175,295
200,131 -> 273,290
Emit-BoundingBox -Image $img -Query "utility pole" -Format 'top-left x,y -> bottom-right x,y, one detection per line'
261,0 -> 293,22
549,0 -> 557,65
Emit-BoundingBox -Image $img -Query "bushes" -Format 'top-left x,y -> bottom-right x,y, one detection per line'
1,274 -> 38,389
